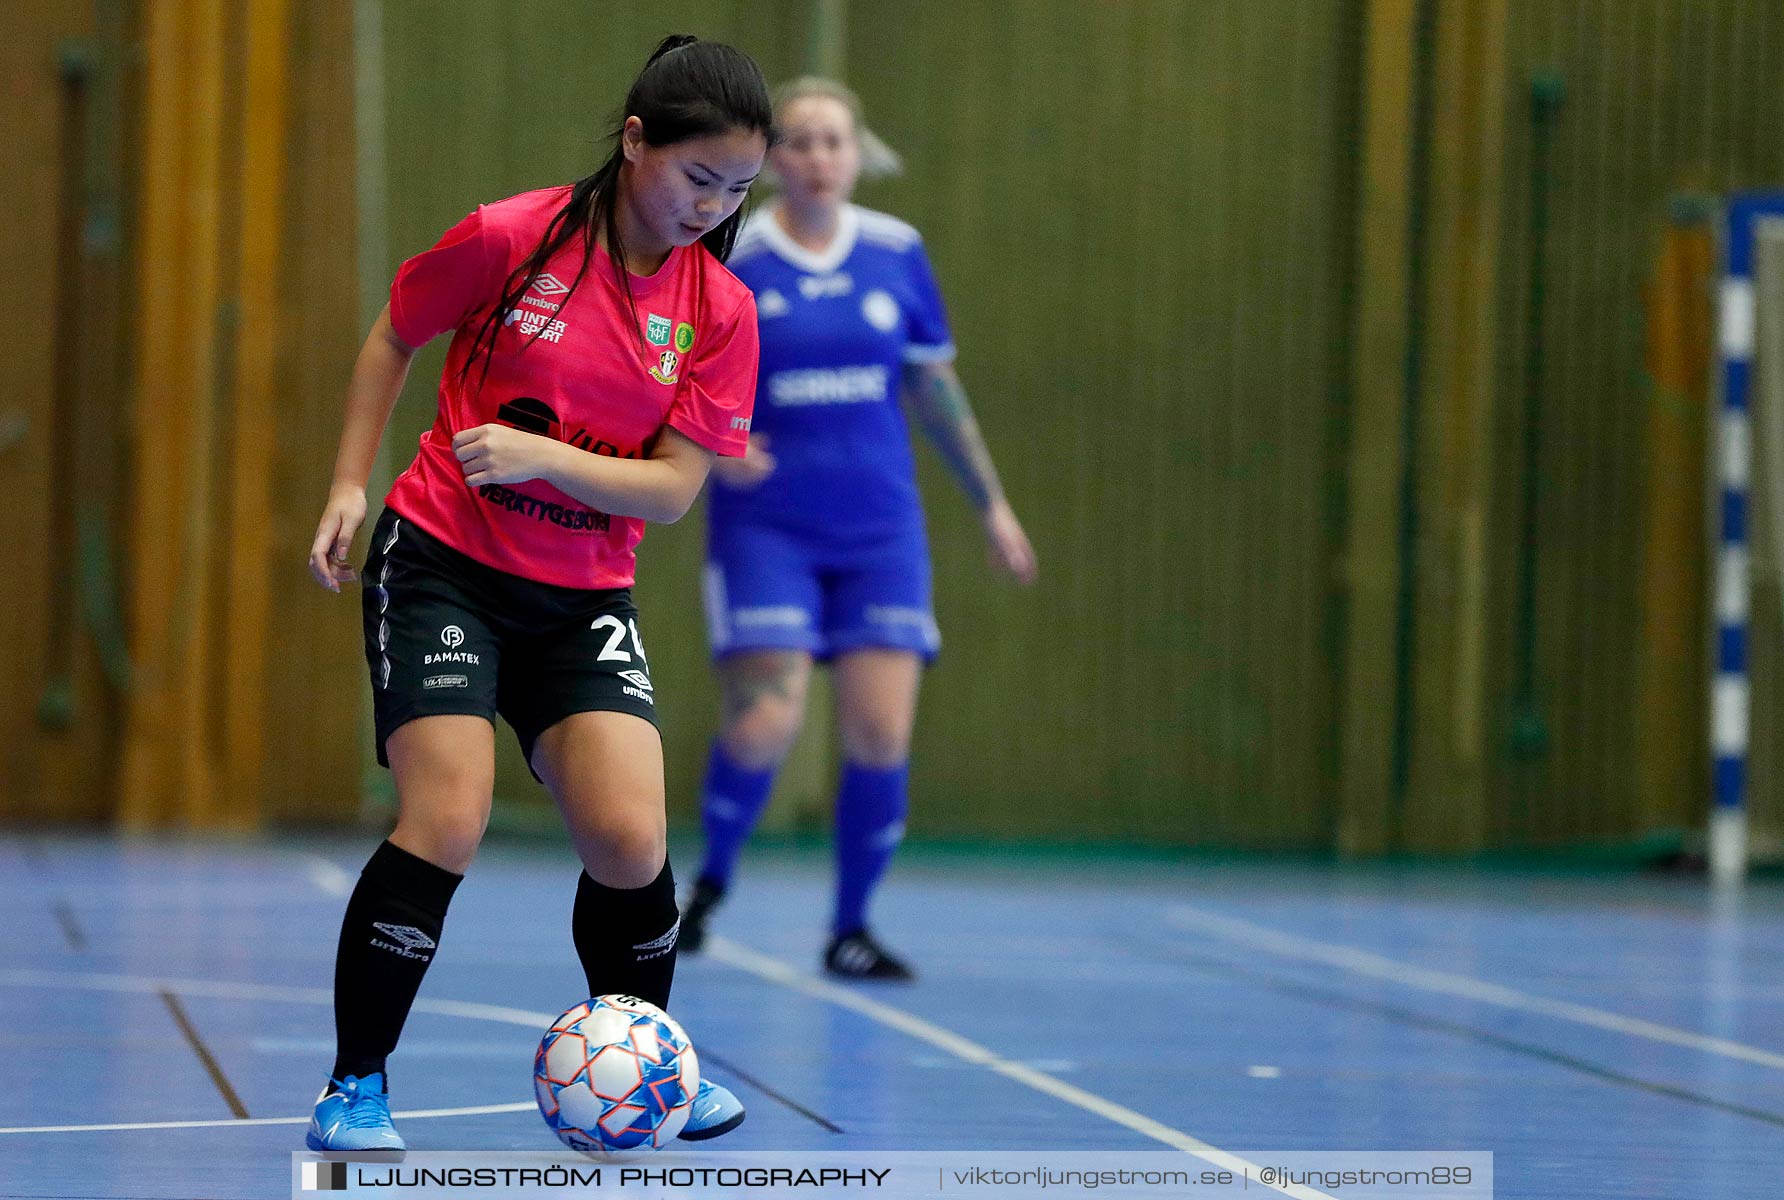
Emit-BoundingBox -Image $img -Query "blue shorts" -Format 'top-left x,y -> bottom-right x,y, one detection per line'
702,520 -> 940,662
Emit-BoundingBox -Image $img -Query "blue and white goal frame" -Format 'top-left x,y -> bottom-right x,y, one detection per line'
1712,192 -> 1784,882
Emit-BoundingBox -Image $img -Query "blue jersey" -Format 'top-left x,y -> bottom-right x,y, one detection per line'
710,204 -> 955,541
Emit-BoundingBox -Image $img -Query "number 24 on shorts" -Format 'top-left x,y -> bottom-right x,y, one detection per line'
593,616 -> 647,665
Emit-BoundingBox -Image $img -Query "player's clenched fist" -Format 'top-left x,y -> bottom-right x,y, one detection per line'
452,423 -> 559,488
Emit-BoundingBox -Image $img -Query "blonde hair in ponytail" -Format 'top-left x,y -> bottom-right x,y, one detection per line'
770,76 -> 902,180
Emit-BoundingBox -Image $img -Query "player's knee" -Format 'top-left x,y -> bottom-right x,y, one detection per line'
721,698 -> 804,768
388,724 -> 494,870
577,813 -> 667,889
393,803 -> 489,874
839,716 -> 912,768
718,654 -> 810,768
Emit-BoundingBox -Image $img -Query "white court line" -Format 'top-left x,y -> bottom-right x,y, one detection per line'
301,854 -> 354,897
1166,904 -> 1784,1070
703,937 -> 1334,1200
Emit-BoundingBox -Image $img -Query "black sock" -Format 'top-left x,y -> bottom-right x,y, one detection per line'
573,859 -> 679,1009
330,840 -> 462,1083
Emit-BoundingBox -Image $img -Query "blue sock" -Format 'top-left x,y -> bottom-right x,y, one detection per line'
833,761 -> 909,936
697,742 -> 778,888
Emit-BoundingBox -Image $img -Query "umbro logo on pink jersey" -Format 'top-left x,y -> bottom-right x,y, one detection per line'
532,273 -> 570,296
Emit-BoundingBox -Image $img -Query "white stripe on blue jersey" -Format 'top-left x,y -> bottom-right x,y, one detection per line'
855,207 -> 922,251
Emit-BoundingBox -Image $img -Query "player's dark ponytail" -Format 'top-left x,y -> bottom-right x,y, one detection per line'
458,35 -> 775,391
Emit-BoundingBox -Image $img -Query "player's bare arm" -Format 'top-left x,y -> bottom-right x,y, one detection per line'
452,422 -> 714,525
902,360 -> 1003,511
902,360 -> 1038,583
308,305 -> 417,591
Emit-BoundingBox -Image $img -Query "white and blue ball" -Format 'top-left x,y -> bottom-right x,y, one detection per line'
534,994 -> 699,1151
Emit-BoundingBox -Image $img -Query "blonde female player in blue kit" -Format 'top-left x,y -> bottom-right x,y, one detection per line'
302,36 -> 772,1150
680,78 -> 1037,979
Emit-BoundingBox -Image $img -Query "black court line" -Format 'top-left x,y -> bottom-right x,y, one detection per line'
1162,945 -> 1784,1131
20,841 -> 86,951
695,1045 -> 845,1133
50,900 -> 86,950
158,989 -> 251,1120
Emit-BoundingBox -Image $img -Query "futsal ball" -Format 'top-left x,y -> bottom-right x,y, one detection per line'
533,994 -> 700,1151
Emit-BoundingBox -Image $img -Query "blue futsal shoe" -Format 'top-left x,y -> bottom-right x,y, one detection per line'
306,1073 -> 405,1152
677,1078 -> 745,1141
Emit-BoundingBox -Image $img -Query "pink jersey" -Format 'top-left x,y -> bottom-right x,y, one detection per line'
384,186 -> 757,589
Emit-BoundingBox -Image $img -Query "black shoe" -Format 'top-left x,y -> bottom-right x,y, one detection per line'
679,878 -> 726,954
823,929 -> 916,981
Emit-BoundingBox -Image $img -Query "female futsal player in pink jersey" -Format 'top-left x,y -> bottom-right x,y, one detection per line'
303,35 -> 771,1151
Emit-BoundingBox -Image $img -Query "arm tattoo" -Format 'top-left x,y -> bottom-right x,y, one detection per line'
908,364 -> 1004,512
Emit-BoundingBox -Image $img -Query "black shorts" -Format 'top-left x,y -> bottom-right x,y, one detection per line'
359,508 -> 659,771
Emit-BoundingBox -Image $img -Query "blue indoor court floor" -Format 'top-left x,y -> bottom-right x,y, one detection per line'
2,833 -> 1782,1199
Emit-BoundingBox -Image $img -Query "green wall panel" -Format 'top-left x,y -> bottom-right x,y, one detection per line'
845,0 -> 1361,847
1486,0 -> 1784,849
